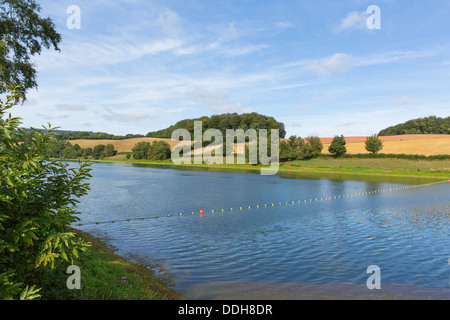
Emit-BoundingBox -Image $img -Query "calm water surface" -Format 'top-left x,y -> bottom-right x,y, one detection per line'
73,162 -> 450,299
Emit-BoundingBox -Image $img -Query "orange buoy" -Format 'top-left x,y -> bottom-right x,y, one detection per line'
389,188 -> 392,192
328,197 -> 331,200
200,210 -> 204,215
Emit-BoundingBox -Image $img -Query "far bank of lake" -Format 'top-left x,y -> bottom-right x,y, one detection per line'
83,156 -> 450,182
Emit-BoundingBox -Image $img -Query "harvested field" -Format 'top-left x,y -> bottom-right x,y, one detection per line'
319,134 -> 450,144
322,136 -> 450,156
70,135 -> 450,156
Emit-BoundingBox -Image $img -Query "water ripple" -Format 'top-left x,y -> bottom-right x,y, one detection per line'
74,162 -> 450,299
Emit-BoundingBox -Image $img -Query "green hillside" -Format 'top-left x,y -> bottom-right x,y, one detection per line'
145,112 -> 286,139
378,116 -> 450,136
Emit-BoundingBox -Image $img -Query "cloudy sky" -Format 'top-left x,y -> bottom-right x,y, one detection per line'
11,0 -> 450,137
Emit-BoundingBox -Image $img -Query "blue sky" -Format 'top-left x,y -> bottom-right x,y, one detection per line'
12,0 -> 450,137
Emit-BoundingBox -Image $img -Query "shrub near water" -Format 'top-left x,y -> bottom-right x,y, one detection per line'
0,86 -> 92,300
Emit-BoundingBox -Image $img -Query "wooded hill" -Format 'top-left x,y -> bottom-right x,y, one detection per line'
378,116 -> 449,136
145,112 -> 286,139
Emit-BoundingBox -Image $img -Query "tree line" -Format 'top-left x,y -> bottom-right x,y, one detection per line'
45,132 -> 387,162
50,130 -> 145,141
45,140 -> 118,160
378,116 -> 450,136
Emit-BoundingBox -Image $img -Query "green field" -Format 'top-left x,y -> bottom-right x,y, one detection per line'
282,158 -> 450,177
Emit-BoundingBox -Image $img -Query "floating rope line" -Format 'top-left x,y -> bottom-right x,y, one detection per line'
75,180 -> 449,227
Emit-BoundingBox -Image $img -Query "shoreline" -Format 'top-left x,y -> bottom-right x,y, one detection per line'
78,158 -> 450,181
72,228 -> 185,300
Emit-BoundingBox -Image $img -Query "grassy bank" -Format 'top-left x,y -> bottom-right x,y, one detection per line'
281,157 -> 450,178
38,229 -> 184,300
85,156 -> 450,180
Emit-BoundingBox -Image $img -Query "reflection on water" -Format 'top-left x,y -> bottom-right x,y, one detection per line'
73,162 -> 450,300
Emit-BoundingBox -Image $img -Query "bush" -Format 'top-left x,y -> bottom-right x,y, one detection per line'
279,136 -> 323,161
0,86 -> 92,299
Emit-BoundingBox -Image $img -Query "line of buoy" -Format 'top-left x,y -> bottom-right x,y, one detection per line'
76,180 -> 448,226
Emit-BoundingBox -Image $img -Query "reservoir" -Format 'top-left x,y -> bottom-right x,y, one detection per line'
73,162 -> 450,299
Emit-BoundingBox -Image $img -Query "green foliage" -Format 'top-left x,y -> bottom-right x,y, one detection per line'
279,135 -> 323,161
378,116 -> 450,136
43,140 -> 115,160
317,153 -> 450,161
104,144 -> 117,157
132,141 -> 151,160
132,141 -> 171,160
148,141 -> 171,160
328,135 -> 347,157
0,0 -> 61,100
0,86 -> 92,300
50,130 -> 145,141
81,147 -> 93,159
92,144 -> 106,159
146,112 -> 286,139
44,140 -> 72,158
365,135 -> 383,154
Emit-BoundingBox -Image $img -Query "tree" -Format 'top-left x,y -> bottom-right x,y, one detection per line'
279,135 -> 323,161
92,144 -> 106,159
0,0 -> 62,100
62,145 -> 81,159
306,136 -> 323,157
148,141 -> 171,161
104,144 -> 117,157
279,140 -> 297,162
44,140 -> 72,158
132,141 -> 151,160
81,147 -> 93,159
365,135 -> 383,154
0,86 -> 91,299
328,135 -> 347,157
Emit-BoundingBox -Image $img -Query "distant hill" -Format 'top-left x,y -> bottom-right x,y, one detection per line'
378,116 -> 450,136
145,112 -> 287,139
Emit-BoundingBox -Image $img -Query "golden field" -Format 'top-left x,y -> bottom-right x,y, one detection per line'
321,135 -> 450,156
71,134 -> 450,156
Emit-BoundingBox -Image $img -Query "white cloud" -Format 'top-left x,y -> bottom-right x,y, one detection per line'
289,105 -> 311,114
304,53 -> 353,75
55,103 -> 86,111
394,96 -> 420,104
156,7 -> 182,37
188,88 -> 253,113
275,21 -> 294,29
334,11 -> 368,33
102,108 -> 152,123
302,49 -> 439,76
